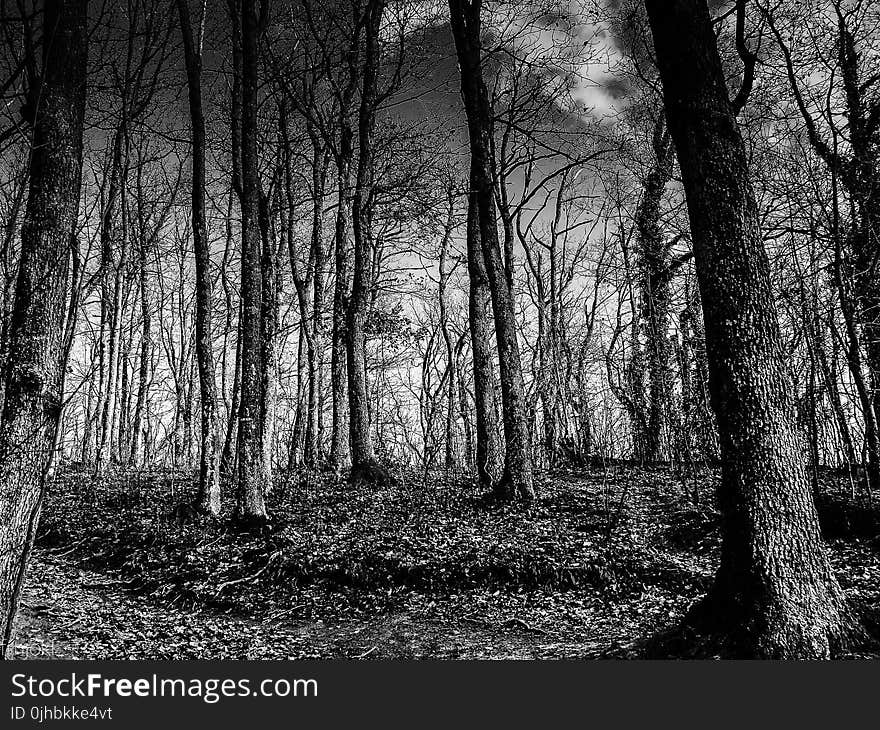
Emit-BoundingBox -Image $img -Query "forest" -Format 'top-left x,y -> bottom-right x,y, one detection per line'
1,0 -> 880,661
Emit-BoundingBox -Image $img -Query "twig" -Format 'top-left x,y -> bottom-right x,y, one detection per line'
80,579 -> 136,589
216,551 -> 282,593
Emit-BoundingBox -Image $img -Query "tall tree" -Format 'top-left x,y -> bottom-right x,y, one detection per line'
449,0 -> 535,501
761,0 -> 880,492
644,0 -> 860,657
347,0 -> 387,483
234,0 -> 268,522
465,169 -> 502,488
177,0 -> 221,515
0,0 -> 88,655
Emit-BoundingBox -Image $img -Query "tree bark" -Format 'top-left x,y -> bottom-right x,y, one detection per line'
233,0 -> 267,522
465,177 -> 502,489
329,126 -> 353,471
645,0 -> 859,658
94,124 -> 127,475
347,0 -> 386,484
635,118 -> 676,463
449,0 -> 535,501
178,0 -> 221,515
0,0 -> 88,655
305,131 -> 328,467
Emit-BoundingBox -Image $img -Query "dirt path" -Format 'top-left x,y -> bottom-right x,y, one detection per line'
11,550 -> 621,659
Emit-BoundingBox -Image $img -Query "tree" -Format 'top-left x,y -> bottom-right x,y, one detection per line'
0,0 -> 88,655
644,0 -> 860,657
234,0 -> 268,522
448,0 -> 535,501
347,0 -> 389,484
760,0 -> 880,492
177,0 -> 221,515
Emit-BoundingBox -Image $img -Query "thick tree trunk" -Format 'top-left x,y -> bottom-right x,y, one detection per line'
178,0 -> 221,515
645,0 -> 859,658
0,0 -> 87,655
449,0 -> 535,501
233,0 -> 267,522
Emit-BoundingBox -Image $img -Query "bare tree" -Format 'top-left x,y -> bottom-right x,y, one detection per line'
177,0 -> 221,515
0,0 -> 88,655
234,0 -> 268,522
645,0 -> 860,657
449,0 -> 535,501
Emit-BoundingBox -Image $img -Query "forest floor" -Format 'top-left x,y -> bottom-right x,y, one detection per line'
10,464 -> 880,659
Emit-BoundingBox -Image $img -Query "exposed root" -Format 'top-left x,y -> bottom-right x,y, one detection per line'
644,589 -> 873,659
348,459 -> 397,488
489,474 -> 535,505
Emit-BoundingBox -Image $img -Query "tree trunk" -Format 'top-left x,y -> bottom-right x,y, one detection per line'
178,0 -> 221,515
233,0 -> 267,522
259,194 -> 279,490
329,136 -> 352,471
645,0 -> 859,658
438,194 -> 458,471
46,229 -> 83,477
129,238 -> 151,467
94,124 -> 127,476
347,0 -> 386,484
635,118 -> 676,463
0,0 -> 88,655
465,169 -> 502,490
220,307 -> 242,479
305,132 -> 327,467
449,0 -> 535,501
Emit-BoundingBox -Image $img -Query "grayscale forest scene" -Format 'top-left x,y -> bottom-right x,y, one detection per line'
1,0 -> 880,660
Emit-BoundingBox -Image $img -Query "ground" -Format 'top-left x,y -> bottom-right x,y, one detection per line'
10,465 -> 880,659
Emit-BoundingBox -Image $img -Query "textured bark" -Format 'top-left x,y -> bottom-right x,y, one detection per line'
346,0 -> 386,483
329,125 -> 353,471
634,119 -> 676,463
259,193 -> 279,488
305,133 -> 328,467
449,0 -> 534,501
233,0 -> 267,522
465,178 -> 502,489
178,0 -> 220,515
0,0 -> 87,655
0,175 -> 27,414
645,0 -> 859,658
